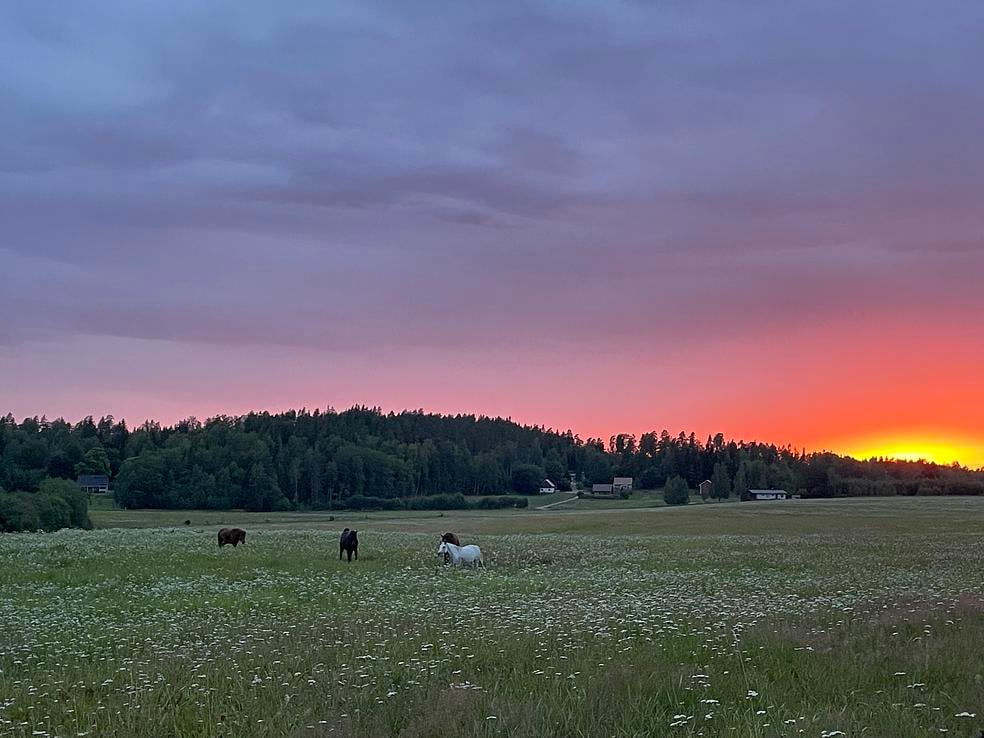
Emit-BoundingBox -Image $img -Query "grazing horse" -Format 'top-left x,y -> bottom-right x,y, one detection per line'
339,528 -> 358,562
440,532 -> 460,563
217,527 -> 246,547
437,541 -> 483,568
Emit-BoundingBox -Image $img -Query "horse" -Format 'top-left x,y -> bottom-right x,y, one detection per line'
437,541 -> 483,568
339,528 -> 358,562
217,527 -> 246,547
440,532 -> 460,563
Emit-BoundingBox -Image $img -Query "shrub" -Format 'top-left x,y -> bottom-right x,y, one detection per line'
0,493 -> 40,532
473,495 -> 528,509
405,494 -> 469,511
35,492 -> 71,530
663,475 -> 690,506
0,478 -> 92,532
344,495 -> 405,511
39,478 -> 92,529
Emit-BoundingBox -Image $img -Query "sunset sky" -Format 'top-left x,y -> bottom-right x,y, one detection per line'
2,2 -> 983,468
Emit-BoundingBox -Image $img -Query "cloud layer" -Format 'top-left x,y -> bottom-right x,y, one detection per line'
2,1 -> 983,460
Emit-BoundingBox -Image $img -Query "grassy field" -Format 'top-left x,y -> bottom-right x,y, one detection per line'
2,498 -> 983,737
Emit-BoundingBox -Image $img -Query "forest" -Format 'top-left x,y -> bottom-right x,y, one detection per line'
1,407 -> 983,523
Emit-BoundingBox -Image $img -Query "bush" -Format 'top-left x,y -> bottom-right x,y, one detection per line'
663,475 -> 690,506
39,478 -> 91,529
473,495 -> 528,509
0,493 -> 40,532
405,494 -> 469,511
344,495 -> 405,511
0,478 -> 92,532
341,493 -> 530,512
35,492 -> 72,531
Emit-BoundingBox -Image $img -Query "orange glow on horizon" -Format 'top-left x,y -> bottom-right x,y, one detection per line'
836,434 -> 984,469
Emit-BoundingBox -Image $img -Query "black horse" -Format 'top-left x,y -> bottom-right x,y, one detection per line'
339,528 -> 358,562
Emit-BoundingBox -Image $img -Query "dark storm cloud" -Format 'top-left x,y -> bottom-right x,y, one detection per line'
2,0 -> 984,353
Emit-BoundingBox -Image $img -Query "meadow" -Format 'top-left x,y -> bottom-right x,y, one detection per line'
1,498 -> 983,737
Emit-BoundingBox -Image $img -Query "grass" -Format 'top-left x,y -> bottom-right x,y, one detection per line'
2,497 -> 983,737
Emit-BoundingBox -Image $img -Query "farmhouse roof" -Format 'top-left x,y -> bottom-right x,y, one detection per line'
749,489 -> 788,494
77,474 -> 109,486
541,479 -> 556,487
613,477 -> 633,484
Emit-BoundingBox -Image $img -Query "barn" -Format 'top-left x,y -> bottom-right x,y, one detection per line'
539,479 -> 557,495
747,489 -> 789,501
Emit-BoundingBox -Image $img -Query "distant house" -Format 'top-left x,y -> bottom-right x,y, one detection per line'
591,483 -> 614,495
539,479 -> 557,495
747,489 -> 789,501
698,479 -> 713,498
612,477 -> 633,492
77,474 -> 110,494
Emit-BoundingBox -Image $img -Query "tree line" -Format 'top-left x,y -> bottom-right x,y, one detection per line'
1,409 -> 982,521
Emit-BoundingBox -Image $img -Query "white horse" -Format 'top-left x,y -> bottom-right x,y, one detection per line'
437,541 -> 483,568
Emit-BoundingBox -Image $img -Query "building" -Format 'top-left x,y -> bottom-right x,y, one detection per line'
77,475 -> 110,494
591,483 -> 614,495
747,489 -> 789,501
698,479 -> 713,498
612,477 -> 634,492
539,479 -> 557,495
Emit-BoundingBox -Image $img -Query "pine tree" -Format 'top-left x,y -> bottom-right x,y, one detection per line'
663,475 -> 689,505
711,462 -> 731,501
733,463 -> 750,501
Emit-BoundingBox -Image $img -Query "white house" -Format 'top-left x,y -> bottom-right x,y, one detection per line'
613,477 -> 633,492
747,489 -> 789,501
539,479 -> 557,495
77,475 -> 110,494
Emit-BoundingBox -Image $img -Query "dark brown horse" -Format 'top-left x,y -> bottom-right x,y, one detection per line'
440,532 -> 460,563
217,527 -> 246,547
339,528 -> 358,562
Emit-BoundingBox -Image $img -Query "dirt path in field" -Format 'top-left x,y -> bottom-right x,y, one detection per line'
535,494 -> 580,510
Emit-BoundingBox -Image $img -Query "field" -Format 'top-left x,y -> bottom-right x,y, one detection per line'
2,498 -> 983,737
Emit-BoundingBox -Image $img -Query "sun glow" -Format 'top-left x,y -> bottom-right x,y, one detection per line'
840,435 -> 983,468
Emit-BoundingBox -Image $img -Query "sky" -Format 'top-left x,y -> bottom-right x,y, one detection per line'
2,1 -> 983,467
